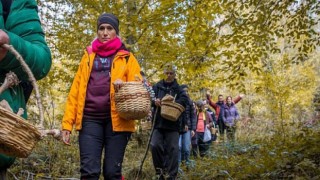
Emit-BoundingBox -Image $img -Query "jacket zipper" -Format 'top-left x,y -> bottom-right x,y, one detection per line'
80,51 -> 92,129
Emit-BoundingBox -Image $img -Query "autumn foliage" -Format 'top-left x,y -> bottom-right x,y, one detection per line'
7,0 -> 320,179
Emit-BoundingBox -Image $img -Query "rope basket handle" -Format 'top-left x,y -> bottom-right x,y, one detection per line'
1,44 -> 44,129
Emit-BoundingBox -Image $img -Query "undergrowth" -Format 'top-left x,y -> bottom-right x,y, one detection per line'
7,119 -> 320,180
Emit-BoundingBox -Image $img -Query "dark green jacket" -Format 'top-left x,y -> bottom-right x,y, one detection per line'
0,0 -> 52,169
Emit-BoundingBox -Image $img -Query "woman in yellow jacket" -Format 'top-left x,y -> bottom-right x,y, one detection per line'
61,13 -> 141,180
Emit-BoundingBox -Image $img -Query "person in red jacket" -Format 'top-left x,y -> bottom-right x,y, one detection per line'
206,92 -> 244,142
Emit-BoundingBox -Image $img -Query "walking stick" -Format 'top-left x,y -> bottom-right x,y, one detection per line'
135,106 -> 158,180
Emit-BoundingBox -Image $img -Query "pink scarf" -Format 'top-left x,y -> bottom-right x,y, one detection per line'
92,37 -> 122,57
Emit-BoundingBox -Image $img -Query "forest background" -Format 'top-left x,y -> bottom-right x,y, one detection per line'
7,0 -> 320,179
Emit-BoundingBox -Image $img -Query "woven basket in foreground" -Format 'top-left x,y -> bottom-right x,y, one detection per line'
161,101 -> 185,121
115,82 -> 151,120
0,107 -> 41,158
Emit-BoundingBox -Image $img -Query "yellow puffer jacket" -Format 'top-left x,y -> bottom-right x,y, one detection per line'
62,47 -> 141,132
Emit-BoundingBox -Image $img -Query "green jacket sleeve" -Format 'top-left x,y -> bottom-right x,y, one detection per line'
0,0 -> 51,169
0,0 -> 52,81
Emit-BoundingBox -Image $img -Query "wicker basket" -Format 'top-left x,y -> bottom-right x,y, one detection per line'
115,82 -> 151,120
0,107 -> 41,158
0,44 -> 44,158
160,101 -> 185,121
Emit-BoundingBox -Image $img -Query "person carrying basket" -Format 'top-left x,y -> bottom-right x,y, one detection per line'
61,13 -> 142,179
0,0 -> 52,178
150,63 -> 188,180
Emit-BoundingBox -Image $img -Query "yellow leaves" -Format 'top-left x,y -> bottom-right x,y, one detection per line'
256,53 -> 319,124
128,26 -> 134,32
36,0 -> 320,125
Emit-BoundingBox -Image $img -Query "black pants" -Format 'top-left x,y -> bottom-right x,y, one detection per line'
226,126 -> 236,142
79,118 -> 131,180
151,129 -> 179,180
0,168 -> 6,180
191,134 -> 198,158
195,132 -> 210,157
218,119 -> 226,135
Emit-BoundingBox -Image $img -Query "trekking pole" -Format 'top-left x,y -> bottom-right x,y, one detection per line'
135,106 -> 158,180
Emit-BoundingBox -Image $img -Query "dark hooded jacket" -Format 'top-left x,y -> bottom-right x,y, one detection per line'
179,97 -> 196,133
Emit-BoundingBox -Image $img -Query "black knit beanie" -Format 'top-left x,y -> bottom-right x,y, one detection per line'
97,13 -> 119,35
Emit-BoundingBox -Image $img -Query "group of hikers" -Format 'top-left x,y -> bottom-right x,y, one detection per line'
0,2 -> 243,179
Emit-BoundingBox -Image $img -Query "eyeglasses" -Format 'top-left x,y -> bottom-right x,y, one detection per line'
165,72 -> 174,75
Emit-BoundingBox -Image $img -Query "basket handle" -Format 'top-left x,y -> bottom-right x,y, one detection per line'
173,94 -> 177,102
1,44 -> 45,129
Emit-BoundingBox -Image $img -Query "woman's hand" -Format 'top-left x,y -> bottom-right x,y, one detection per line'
0,30 -> 9,62
61,130 -> 71,145
113,79 -> 124,92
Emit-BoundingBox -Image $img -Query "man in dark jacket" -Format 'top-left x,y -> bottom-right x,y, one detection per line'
178,84 -> 196,168
0,0 -> 52,178
151,63 -> 187,180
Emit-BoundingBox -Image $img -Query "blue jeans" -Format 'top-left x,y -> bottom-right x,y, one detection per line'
178,130 -> 191,164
